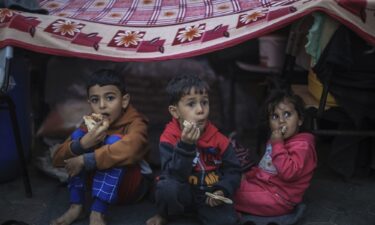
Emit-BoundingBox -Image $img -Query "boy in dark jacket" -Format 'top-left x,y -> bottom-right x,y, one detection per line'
146,74 -> 241,225
51,69 -> 152,225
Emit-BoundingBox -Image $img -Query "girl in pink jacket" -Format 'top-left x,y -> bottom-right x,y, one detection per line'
234,89 -> 317,216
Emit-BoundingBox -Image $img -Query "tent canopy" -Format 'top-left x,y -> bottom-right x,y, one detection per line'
0,0 -> 374,62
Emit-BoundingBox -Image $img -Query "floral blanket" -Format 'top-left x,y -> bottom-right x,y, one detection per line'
0,0 -> 373,61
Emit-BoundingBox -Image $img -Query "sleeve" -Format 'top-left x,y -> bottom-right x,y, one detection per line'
93,117 -> 149,170
213,144 -> 242,196
52,126 -> 90,168
70,140 -> 86,155
159,141 -> 196,182
83,152 -> 96,170
52,137 -> 78,168
271,139 -> 314,181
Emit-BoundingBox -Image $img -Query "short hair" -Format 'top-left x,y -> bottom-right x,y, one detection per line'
166,74 -> 209,105
86,69 -> 127,95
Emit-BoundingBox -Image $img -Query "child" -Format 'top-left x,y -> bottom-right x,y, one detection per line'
51,69 -> 152,225
146,74 -> 242,225
234,89 -> 317,216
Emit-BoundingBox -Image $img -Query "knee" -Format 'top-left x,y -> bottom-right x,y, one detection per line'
71,128 -> 86,140
155,176 -> 190,204
155,178 -> 179,202
104,134 -> 122,145
154,177 -> 191,215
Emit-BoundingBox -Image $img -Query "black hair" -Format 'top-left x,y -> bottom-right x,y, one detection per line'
262,89 -> 305,121
166,74 -> 209,105
86,69 -> 127,96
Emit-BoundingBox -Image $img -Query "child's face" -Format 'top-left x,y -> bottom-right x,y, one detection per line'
269,99 -> 303,139
169,87 -> 209,131
88,84 -> 129,125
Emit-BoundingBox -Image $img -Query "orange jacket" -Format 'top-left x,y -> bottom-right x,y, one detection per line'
52,105 -> 149,170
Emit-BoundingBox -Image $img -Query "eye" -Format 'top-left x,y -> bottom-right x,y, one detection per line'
106,95 -> 115,101
270,114 -> 278,120
187,101 -> 195,107
89,97 -> 98,104
283,111 -> 291,119
202,99 -> 209,106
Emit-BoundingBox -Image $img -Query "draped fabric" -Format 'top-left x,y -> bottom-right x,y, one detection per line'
0,0 -> 373,62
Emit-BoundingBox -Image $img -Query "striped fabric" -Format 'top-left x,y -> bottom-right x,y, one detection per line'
0,0 -> 372,61
39,0 -> 249,26
117,165 -> 144,204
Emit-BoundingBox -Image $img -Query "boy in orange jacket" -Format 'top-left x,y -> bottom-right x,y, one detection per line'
51,69 -> 152,225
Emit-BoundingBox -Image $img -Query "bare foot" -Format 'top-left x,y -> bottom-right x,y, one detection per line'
90,211 -> 106,225
146,214 -> 167,225
50,204 -> 84,225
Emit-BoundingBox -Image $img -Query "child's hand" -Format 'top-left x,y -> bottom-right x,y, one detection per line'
64,155 -> 84,177
205,190 -> 226,207
270,126 -> 286,142
80,119 -> 110,149
181,121 -> 200,145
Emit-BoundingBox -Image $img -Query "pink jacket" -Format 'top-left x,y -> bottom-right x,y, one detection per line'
245,132 -> 317,206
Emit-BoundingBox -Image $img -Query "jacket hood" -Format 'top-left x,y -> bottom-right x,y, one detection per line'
110,104 -> 147,130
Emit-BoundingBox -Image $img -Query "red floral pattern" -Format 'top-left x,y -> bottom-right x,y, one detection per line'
44,19 -> 85,39
0,0 -> 372,61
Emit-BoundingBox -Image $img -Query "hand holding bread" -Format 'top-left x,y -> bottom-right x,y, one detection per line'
181,120 -> 200,145
79,113 -> 109,149
83,113 -> 104,132
281,125 -> 287,135
271,125 -> 287,141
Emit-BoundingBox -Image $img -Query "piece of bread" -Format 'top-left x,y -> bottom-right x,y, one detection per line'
281,126 -> 287,135
183,120 -> 192,127
205,192 -> 233,204
83,113 -> 103,131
